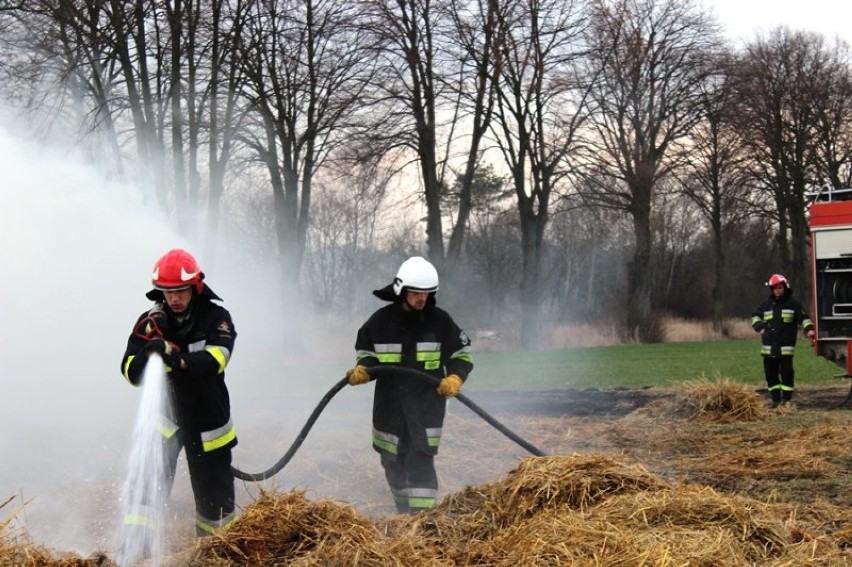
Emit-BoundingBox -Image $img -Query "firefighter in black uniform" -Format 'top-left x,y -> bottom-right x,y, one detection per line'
751,273 -> 815,407
120,248 -> 238,538
346,256 -> 473,514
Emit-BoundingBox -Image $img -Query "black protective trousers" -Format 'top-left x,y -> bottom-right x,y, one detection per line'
162,432 -> 235,535
763,356 -> 795,402
379,433 -> 438,514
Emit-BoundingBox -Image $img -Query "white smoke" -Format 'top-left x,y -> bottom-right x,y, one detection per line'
0,117 -> 364,558
0,124 -> 190,554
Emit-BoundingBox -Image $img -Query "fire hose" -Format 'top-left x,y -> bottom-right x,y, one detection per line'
231,365 -> 546,482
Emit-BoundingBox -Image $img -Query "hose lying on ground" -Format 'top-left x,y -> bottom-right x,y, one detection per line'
231,365 -> 546,482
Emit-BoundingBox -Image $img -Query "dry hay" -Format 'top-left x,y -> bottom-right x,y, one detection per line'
692,425 -> 841,480
170,490 -> 443,567
670,375 -> 767,423
396,454 -> 851,565
410,454 -> 666,541
7,454 -> 852,565
642,414 -> 852,494
0,496 -> 115,567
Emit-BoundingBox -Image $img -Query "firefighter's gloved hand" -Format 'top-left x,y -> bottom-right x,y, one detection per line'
145,339 -> 183,372
437,374 -> 463,398
346,365 -> 371,385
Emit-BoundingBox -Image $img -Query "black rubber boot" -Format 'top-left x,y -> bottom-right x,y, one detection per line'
770,390 -> 782,408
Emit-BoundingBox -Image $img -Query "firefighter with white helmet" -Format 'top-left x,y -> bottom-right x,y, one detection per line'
120,248 -> 238,543
751,273 -> 815,407
346,256 -> 474,514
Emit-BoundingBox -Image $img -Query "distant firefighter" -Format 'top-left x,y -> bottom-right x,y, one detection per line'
751,273 -> 815,408
120,248 -> 238,538
346,256 -> 474,514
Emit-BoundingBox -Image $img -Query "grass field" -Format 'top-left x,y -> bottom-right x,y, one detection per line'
468,338 -> 844,390
269,336 -> 846,396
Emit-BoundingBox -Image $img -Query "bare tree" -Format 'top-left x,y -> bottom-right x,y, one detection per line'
0,2 -> 127,172
359,0 -> 502,270
359,0 -> 448,262
731,28 -> 840,293
442,0 -> 501,266
811,39 -> 852,190
197,0 -> 252,260
303,159 -> 391,318
238,0 -> 376,294
488,0 -> 588,348
678,63 -> 752,330
579,0 -> 721,342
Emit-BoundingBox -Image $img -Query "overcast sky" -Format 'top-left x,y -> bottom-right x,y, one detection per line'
709,0 -> 852,45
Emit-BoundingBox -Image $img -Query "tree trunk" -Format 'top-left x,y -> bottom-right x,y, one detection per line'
627,181 -> 654,342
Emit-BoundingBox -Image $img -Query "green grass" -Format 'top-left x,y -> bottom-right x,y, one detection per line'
466,338 -> 844,391
252,338 -> 845,397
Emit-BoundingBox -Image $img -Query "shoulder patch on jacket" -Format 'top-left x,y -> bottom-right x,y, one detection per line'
460,330 -> 471,346
217,320 -> 232,334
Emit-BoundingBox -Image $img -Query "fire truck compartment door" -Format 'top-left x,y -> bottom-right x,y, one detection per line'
814,228 -> 852,259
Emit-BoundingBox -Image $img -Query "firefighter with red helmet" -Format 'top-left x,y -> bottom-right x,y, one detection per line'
751,273 -> 815,407
346,256 -> 474,514
120,248 -> 238,537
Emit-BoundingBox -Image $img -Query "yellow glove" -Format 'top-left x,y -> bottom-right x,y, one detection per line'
437,374 -> 463,398
346,365 -> 371,385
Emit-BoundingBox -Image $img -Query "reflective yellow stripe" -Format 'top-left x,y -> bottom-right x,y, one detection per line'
405,488 -> 438,510
206,346 -> 228,374
201,419 -> 236,452
408,496 -> 437,509
157,416 -> 178,439
123,355 -> 136,382
202,428 -> 235,452
123,513 -> 157,530
373,428 -> 399,454
426,427 -> 442,448
377,353 -> 402,363
196,510 -> 236,534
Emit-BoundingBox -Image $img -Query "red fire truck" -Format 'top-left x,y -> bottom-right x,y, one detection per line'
809,187 -> 852,376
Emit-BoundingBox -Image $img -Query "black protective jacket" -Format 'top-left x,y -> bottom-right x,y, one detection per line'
751,288 -> 814,357
354,287 -> 473,456
121,285 -> 237,454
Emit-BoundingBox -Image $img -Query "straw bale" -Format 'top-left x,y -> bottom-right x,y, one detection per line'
673,376 -> 767,423
412,454 -> 667,544
171,490 -> 446,567
499,455 -> 668,512
172,490 -> 379,566
451,482 -> 851,566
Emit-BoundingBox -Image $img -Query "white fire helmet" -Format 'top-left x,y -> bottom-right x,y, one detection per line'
393,256 -> 439,296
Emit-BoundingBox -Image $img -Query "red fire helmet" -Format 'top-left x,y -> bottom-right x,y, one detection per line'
151,248 -> 204,293
767,273 -> 789,288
